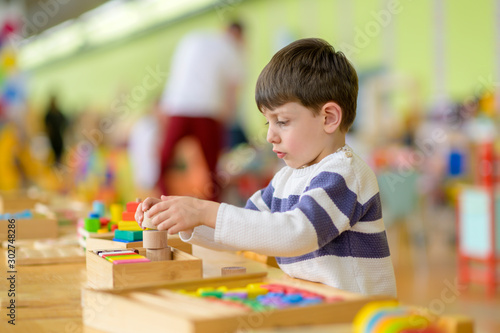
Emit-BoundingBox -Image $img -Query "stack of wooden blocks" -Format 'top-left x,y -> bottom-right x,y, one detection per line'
113,201 -> 143,243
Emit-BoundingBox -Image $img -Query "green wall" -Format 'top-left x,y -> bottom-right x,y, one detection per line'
26,0 -> 497,141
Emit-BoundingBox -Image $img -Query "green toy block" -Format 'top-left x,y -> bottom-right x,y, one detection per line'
84,218 -> 101,232
114,229 -> 143,241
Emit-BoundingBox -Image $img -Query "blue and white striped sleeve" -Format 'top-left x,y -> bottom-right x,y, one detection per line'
244,181 -> 274,211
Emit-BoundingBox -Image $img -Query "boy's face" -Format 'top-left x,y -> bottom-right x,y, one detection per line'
263,102 -> 331,169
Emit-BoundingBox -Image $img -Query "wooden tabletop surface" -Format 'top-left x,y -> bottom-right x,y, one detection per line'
0,244 -> 352,333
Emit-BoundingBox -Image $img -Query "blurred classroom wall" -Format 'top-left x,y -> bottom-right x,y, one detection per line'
22,0 -> 496,140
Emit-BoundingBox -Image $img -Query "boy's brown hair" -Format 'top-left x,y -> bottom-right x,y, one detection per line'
255,38 -> 358,132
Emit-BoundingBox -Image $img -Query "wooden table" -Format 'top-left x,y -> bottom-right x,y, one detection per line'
0,245 -> 352,333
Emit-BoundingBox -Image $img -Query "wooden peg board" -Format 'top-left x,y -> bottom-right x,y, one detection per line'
82,272 -> 393,333
8,246 -> 85,265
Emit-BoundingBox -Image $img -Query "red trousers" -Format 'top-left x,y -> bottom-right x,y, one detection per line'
157,116 -> 223,201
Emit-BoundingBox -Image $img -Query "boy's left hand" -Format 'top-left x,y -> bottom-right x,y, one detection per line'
145,195 -> 219,234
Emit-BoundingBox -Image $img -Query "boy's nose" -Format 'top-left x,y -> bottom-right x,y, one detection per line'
266,127 -> 280,144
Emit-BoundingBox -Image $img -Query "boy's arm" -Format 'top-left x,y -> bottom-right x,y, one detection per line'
179,182 -> 275,249
213,171 -> 383,257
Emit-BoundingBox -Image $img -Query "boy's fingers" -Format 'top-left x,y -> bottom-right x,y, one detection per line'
134,203 -> 143,222
146,200 -> 172,218
167,224 -> 181,235
156,219 -> 171,231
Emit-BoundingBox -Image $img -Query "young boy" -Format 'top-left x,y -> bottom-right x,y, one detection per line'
136,38 -> 397,297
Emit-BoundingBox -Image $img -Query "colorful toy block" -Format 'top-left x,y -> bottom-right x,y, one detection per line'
110,204 -> 123,222
122,211 -> 136,222
126,201 -> 140,213
92,201 -> 106,217
114,230 -> 143,241
117,221 -> 142,231
84,218 -> 101,232
113,258 -> 150,264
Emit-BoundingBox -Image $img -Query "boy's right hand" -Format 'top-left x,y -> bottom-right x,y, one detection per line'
135,197 -> 161,229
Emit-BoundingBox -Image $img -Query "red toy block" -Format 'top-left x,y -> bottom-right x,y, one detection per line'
126,201 -> 140,213
122,211 -> 136,222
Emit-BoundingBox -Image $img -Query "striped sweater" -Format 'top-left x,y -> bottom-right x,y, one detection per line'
181,145 -> 397,297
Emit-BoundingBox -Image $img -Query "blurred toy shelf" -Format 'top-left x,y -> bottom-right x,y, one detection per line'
456,141 -> 500,297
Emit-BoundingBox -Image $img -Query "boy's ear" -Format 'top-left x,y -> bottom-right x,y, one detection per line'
322,102 -> 342,134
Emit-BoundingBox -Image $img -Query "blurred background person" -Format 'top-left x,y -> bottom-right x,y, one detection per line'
128,99 -> 162,199
157,21 -> 245,202
44,95 -> 67,166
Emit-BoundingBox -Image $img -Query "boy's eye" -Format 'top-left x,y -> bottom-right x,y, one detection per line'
264,121 -> 269,125
276,120 -> 287,126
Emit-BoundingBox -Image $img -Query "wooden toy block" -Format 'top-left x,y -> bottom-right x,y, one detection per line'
0,215 -> 58,241
114,230 -> 143,241
101,251 -> 137,257
86,247 -> 202,289
85,234 -> 192,254
146,247 -> 172,261
122,211 -> 136,222
113,258 -> 151,264
110,203 -> 123,222
143,230 -> 168,249
92,201 -> 106,217
126,201 -> 140,213
118,221 -> 142,231
437,315 -> 474,333
84,218 -> 101,232
221,266 -> 247,276
142,214 -> 156,229
105,254 -> 144,262
99,217 -> 110,226
82,272 -> 393,333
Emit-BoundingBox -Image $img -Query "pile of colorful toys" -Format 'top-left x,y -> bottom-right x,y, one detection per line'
177,283 -> 344,312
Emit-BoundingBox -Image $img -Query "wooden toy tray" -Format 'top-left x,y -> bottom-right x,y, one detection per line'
86,247 -> 202,289
0,214 -> 58,241
82,272 -> 392,333
12,246 -> 85,265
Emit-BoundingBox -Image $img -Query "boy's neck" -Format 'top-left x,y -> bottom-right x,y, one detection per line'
329,130 -> 346,154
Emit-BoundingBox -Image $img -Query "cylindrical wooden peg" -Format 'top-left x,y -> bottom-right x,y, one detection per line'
146,247 -> 172,261
142,213 -> 157,229
221,266 -> 247,276
143,230 -> 168,249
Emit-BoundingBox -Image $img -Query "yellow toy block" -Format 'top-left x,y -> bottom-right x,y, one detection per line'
105,255 -> 144,262
97,228 -> 109,234
110,203 -> 123,222
118,221 -> 142,231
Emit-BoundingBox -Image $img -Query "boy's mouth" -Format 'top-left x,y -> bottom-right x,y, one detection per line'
273,150 -> 286,159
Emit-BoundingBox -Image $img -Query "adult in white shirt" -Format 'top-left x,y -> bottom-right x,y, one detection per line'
157,22 -> 245,201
